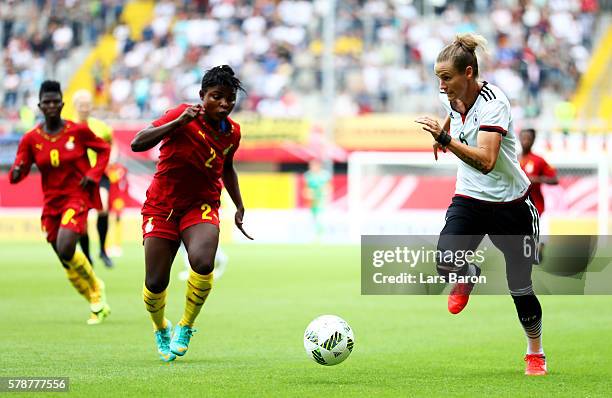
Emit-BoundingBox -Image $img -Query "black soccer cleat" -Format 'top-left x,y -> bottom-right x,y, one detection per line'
100,252 -> 114,269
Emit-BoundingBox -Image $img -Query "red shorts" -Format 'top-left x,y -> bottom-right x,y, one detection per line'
41,201 -> 88,242
142,202 -> 220,242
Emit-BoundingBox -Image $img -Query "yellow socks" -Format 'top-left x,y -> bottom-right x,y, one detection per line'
64,251 -> 101,303
142,269 -> 212,330
179,269 -> 213,327
64,267 -> 91,302
143,286 -> 168,330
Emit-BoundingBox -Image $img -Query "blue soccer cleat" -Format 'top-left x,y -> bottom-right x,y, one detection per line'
170,324 -> 196,357
155,320 -> 176,362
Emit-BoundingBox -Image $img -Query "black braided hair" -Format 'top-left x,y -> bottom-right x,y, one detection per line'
39,80 -> 62,100
201,65 -> 245,94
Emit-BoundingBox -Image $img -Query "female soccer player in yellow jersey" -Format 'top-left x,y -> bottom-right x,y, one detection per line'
73,89 -> 115,268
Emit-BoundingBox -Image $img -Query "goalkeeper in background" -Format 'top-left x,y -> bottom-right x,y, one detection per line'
304,158 -> 331,239
73,90 -> 114,268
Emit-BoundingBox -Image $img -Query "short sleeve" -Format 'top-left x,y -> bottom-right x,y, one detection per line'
233,123 -> 241,146
226,122 -> 241,158
151,104 -> 188,127
478,100 -> 509,136
79,124 -> 111,182
541,159 -> 557,178
9,133 -> 33,183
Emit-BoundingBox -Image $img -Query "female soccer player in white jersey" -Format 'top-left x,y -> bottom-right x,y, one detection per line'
415,34 -> 546,376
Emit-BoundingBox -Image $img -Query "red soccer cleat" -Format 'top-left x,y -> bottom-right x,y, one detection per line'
447,281 -> 476,314
524,354 -> 547,376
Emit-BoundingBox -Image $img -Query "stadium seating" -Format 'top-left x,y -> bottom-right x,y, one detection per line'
0,0 -> 606,123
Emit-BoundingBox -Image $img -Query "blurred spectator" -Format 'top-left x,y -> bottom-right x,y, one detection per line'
0,0 -> 605,123
0,0 -> 125,120
3,63 -> 20,110
554,95 -> 577,136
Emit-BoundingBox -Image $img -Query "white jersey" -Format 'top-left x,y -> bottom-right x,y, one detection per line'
439,82 -> 530,202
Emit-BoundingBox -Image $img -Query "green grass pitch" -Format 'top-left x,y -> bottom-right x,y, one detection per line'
1,241 -> 611,397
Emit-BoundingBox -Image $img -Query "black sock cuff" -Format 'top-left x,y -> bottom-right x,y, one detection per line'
512,294 -> 542,338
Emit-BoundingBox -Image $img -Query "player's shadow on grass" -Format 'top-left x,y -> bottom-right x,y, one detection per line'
141,358 -> 248,368
287,376 -> 368,386
465,367 -> 551,378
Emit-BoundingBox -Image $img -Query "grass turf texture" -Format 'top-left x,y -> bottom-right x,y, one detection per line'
1,242 -> 611,397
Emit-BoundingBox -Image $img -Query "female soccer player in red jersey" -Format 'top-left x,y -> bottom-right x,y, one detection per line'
519,128 -> 559,216
131,65 -> 252,362
9,80 -> 111,325
519,128 -> 558,262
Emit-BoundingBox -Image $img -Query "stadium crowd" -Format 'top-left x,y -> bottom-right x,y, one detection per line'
0,0 -> 124,121
0,0 -> 602,123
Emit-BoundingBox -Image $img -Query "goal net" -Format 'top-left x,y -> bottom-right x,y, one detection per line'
347,151 -> 610,240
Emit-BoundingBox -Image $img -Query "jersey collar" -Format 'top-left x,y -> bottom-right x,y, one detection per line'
36,120 -> 71,142
195,116 -> 233,141
450,81 -> 488,116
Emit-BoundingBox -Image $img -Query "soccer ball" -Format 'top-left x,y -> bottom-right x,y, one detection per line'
303,315 -> 354,366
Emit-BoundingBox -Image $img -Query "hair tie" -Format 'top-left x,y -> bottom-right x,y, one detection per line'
217,65 -> 234,76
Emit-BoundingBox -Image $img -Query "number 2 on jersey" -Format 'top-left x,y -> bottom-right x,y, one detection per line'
50,149 -> 60,167
204,147 -> 216,168
201,203 -> 212,220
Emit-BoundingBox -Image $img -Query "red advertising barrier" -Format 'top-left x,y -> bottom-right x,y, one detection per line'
2,171 -> 606,214
0,173 -> 141,208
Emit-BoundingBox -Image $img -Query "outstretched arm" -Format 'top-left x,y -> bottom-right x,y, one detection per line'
529,175 -> 559,185
533,161 -> 559,185
9,135 -> 33,184
222,152 -> 253,240
81,127 -> 111,186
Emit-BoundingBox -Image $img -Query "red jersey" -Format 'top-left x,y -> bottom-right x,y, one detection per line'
10,120 -> 111,214
144,104 -> 241,212
520,152 -> 557,215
